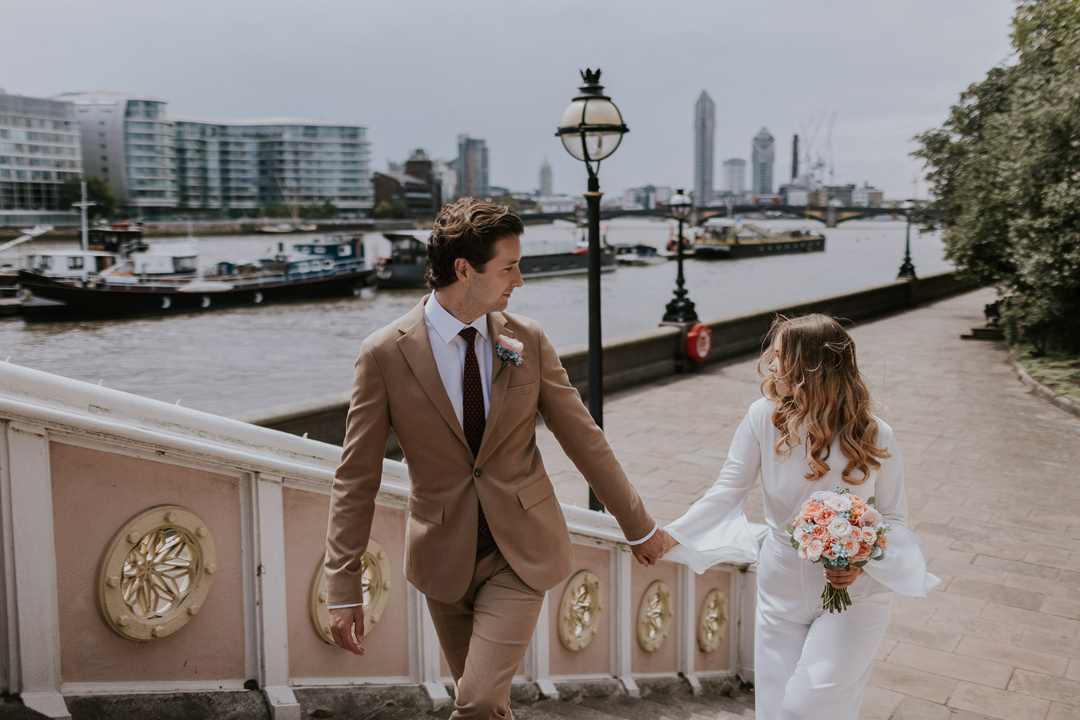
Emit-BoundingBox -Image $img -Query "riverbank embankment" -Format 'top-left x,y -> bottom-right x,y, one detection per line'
235,270 -> 970,449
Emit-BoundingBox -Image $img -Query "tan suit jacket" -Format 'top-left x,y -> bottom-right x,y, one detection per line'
325,297 -> 655,605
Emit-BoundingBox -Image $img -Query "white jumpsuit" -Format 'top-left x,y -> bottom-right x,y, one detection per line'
665,398 -> 939,720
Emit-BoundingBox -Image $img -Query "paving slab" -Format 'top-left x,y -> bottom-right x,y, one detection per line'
536,288 -> 1080,719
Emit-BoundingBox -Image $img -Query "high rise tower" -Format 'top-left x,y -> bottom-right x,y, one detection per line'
722,159 -> 746,194
751,127 -> 775,196
456,135 -> 489,197
539,159 -> 553,196
693,92 -> 715,206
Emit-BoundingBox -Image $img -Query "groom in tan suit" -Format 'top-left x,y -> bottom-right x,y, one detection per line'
325,198 -> 670,719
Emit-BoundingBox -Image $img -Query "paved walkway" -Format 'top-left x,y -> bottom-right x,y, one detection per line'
537,288 -> 1080,720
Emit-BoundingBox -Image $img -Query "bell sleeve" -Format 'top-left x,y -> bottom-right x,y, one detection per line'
664,404 -> 763,574
861,427 -> 941,597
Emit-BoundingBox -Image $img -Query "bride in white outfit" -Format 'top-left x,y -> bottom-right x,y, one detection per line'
663,314 -> 938,720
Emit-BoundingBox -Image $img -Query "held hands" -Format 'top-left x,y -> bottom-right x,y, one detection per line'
824,566 -> 864,589
631,528 -> 674,567
328,605 -> 365,655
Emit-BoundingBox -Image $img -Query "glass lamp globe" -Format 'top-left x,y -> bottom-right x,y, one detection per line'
669,189 -> 693,221
556,69 -> 629,163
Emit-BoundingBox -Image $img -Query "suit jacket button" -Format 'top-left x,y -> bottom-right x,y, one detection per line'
474,468 -> 482,477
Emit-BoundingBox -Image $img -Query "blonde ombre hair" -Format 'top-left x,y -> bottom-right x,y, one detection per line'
759,314 -> 889,484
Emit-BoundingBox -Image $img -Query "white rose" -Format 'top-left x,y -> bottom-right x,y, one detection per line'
807,540 -> 824,561
826,495 -> 853,512
810,490 -> 833,502
862,527 -> 877,543
828,517 -> 852,539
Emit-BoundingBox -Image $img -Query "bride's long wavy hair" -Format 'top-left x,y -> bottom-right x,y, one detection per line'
759,314 -> 889,484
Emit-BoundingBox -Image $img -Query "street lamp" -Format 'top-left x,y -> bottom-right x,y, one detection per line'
897,211 -> 916,279
663,189 -> 697,323
557,68 -> 629,513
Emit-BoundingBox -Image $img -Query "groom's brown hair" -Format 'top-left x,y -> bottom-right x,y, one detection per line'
426,197 -> 524,290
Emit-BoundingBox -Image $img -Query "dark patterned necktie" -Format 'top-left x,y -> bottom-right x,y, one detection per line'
458,327 -> 490,536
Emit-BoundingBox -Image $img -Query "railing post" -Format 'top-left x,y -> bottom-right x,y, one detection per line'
248,474 -> 301,720
409,582 -> 451,709
1,423 -> 69,719
675,564 -> 701,695
610,547 -> 638,697
524,593 -> 558,699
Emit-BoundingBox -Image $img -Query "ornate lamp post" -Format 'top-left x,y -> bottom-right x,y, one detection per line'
897,211 -> 917,279
663,189 -> 697,323
556,68 -> 628,512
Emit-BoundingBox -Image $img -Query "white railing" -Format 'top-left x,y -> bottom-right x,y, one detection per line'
0,361 -> 754,720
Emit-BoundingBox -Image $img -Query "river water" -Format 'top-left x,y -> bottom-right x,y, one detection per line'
0,217 -> 950,416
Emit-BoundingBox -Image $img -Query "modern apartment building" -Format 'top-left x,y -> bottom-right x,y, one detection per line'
0,90 -> 84,226
58,91 -> 372,217
693,92 -> 715,206
751,127 -> 775,196
171,116 -> 373,215
721,158 -> 746,194
55,92 -> 179,213
456,135 -> 489,198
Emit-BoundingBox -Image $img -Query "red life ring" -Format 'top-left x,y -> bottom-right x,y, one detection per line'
685,323 -> 712,362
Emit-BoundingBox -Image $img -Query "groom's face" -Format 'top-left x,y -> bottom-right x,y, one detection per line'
468,235 -> 524,313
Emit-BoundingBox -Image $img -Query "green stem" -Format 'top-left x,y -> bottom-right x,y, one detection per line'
821,583 -> 853,613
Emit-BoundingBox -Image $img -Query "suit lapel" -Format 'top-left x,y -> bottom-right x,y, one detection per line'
397,298 -> 471,451
477,312 -> 513,466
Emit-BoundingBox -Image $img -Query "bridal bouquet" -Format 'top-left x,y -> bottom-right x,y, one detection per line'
787,488 -> 891,613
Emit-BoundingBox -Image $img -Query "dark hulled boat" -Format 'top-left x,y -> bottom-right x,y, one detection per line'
18,235 -> 374,320
371,231 -> 616,289
692,221 -> 825,259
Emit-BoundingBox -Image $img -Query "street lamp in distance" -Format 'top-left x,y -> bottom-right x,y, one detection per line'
897,211 -> 917,280
663,189 -> 697,323
556,68 -> 629,513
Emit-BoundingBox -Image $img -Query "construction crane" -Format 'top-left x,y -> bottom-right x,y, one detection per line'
798,109 -> 837,186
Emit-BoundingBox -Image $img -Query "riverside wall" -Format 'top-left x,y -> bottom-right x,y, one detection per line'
234,271 -> 972,448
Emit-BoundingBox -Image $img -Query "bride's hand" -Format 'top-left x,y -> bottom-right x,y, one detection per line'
663,532 -> 680,553
824,566 -> 864,589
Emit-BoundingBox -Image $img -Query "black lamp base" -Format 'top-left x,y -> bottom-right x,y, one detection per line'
663,296 -> 698,323
897,261 -> 917,280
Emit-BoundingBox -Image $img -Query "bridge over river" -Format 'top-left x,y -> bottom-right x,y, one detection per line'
522,203 -> 912,228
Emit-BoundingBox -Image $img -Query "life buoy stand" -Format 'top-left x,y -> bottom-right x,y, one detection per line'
685,323 -> 712,363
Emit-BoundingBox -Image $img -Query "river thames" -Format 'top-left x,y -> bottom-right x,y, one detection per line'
0,217 -> 950,416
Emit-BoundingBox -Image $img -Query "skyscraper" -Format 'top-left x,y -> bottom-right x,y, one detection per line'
693,92 -> 715,205
722,159 -> 746,194
751,127 -> 775,196
456,135 -> 489,197
539,159 -> 552,196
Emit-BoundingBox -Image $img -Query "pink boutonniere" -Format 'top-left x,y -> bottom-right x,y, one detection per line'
494,335 -> 524,380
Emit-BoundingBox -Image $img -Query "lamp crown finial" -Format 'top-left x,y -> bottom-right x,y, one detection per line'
581,68 -> 602,84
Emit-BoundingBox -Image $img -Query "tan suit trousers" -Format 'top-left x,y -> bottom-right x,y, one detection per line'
426,548 -> 545,720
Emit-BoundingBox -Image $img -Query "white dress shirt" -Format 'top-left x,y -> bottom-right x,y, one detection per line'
424,291 -> 492,425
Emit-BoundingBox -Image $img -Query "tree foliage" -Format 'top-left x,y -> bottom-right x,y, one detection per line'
58,176 -> 117,221
914,0 -> 1080,352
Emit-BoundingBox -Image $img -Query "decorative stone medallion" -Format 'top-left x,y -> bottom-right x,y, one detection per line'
637,580 -> 674,652
98,505 -> 216,642
697,588 -> 728,653
310,538 -> 392,645
558,570 -> 603,652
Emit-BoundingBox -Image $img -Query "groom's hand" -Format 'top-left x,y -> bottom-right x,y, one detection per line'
329,606 -> 365,655
631,528 -> 672,567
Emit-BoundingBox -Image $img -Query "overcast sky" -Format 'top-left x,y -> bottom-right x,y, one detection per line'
1,0 -> 1016,200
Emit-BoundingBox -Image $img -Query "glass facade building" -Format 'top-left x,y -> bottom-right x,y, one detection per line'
0,91 -> 83,226
693,92 -> 715,206
55,92 -> 179,213
456,135 -> 489,198
751,127 -> 775,196
173,117 -> 372,215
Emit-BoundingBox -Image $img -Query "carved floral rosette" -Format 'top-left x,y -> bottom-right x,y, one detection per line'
98,505 -> 216,642
558,570 -> 603,652
310,538 -> 392,645
637,580 -> 674,652
697,588 -> 728,653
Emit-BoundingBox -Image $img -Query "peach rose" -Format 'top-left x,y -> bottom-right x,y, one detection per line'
860,508 -> 882,527
806,540 -> 824,561
877,535 -> 888,551
811,525 -> 829,541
